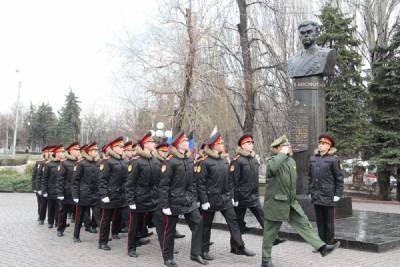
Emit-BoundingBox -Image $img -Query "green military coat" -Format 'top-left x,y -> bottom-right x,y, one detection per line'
264,153 -> 305,221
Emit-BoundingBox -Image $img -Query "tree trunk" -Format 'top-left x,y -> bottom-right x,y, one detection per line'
173,7 -> 195,132
378,168 -> 391,200
237,0 -> 256,133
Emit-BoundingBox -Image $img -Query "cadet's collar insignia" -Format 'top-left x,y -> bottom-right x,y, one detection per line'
161,165 -> 167,173
230,165 -> 235,172
166,155 -> 174,160
128,164 -> 133,173
99,164 -> 105,171
57,165 -> 61,171
73,165 -> 77,172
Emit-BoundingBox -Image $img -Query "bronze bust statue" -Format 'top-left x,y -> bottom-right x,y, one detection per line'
288,21 -> 336,78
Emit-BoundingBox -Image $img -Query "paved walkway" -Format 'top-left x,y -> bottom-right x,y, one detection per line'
0,193 -> 399,267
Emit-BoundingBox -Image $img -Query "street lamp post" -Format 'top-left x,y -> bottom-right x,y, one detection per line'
11,70 -> 21,158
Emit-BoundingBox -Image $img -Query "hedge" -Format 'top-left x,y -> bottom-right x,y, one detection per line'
0,168 -> 32,193
0,157 -> 28,166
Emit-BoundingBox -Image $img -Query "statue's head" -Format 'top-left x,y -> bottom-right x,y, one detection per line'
298,20 -> 320,49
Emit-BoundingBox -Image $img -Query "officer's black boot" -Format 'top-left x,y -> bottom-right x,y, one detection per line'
261,260 -> 274,267
319,241 -> 340,257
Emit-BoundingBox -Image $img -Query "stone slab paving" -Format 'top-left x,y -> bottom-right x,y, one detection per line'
0,193 -> 399,267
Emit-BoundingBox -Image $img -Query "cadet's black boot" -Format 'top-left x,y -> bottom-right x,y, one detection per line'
319,241 -> 340,257
112,234 -> 120,240
273,237 -> 286,246
128,250 -> 138,257
174,230 -> 185,239
190,255 -> 208,265
120,227 -> 128,233
89,227 -> 98,234
57,231 -> 64,237
202,252 -> 214,260
73,237 -> 81,243
164,259 -> 178,267
98,244 -> 111,251
136,238 -> 150,247
231,247 -> 256,256
261,260 -> 274,267
39,220 -> 44,225
48,224 -> 53,229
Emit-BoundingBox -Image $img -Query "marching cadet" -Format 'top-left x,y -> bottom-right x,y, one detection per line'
231,134 -> 285,245
37,145 -> 54,225
230,134 -> 264,232
79,144 -> 94,230
42,145 -> 65,228
32,146 -> 48,222
120,141 -> 134,234
151,139 -> 170,248
72,142 -> 101,242
197,132 -> 255,260
261,135 -> 340,267
98,137 -> 127,251
125,132 -> 159,257
308,134 -> 344,245
56,142 -> 80,237
159,131 -> 207,267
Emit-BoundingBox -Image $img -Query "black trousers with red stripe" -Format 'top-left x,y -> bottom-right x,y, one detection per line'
127,211 -> 146,252
73,205 -> 100,239
38,195 -> 47,222
98,208 -> 122,245
202,208 -> 244,253
152,209 -> 165,249
36,193 -> 41,218
57,203 -> 73,232
314,204 -> 335,245
162,209 -> 203,260
234,202 -> 264,231
47,199 -> 59,226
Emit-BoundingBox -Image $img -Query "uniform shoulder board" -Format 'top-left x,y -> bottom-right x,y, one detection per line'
166,155 -> 174,161
232,155 -> 240,161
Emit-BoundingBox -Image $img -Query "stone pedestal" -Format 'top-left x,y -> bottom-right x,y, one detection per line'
296,195 -> 353,221
289,76 -> 353,219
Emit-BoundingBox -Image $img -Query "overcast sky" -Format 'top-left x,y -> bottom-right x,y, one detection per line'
0,0 -> 158,114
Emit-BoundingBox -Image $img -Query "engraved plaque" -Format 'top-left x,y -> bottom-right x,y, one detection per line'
288,101 -> 309,152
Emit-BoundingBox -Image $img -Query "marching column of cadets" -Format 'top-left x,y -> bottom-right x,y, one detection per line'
32,131 -> 340,267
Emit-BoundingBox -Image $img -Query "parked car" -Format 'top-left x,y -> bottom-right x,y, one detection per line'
390,176 -> 398,191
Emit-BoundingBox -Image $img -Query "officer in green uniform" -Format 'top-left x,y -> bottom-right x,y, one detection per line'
261,135 -> 340,267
